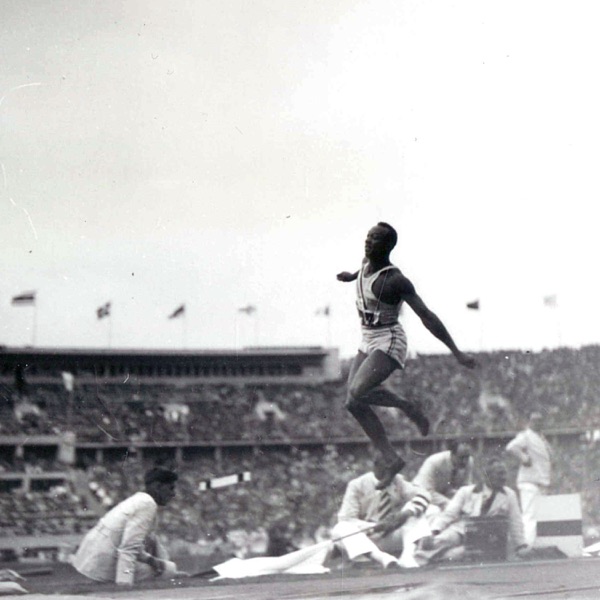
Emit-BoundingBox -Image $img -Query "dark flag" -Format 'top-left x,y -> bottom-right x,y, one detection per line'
466,300 -> 480,310
238,305 -> 256,315
169,304 -> 185,319
11,291 -> 36,306
97,302 -> 111,320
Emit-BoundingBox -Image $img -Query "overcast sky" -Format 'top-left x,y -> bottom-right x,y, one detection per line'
1,0 -> 599,359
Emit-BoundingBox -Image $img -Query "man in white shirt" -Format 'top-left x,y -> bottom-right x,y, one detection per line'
71,467 -> 186,586
415,457 -> 528,565
506,411 -> 552,547
412,440 -> 474,510
331,454 -> 431,569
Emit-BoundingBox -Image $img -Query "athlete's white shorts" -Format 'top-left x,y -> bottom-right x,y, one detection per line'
358,323 -> 408,369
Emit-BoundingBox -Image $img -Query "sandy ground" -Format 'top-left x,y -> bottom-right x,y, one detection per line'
5,556 -> 600,600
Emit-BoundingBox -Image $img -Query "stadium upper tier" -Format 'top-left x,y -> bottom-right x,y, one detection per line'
0,345 -> 340,385
1,345 -> 599,443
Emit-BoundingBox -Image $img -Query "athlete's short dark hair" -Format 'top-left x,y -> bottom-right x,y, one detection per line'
377,222 -> 398,250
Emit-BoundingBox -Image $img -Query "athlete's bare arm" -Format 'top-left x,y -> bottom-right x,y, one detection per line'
394,275 -> 477,369
337,271 -> 359,282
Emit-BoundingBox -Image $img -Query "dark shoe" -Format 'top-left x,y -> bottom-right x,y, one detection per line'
375,456 -> 406,490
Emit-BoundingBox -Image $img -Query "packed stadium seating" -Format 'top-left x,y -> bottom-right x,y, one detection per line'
4,345 -> 600,444
1,345 -> 600,557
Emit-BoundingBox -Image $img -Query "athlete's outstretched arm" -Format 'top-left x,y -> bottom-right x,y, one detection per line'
336,271 -> 359,282
400,279 -> 477,369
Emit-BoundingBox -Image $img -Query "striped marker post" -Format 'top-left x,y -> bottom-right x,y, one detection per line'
198,472 -> 252,491
536,493 -> 583,557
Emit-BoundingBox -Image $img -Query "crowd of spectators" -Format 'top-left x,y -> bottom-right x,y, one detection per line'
0,486 -> 96,537
2,345 -> 600,555
0,434 -> 600,556
3,345 -> 600,444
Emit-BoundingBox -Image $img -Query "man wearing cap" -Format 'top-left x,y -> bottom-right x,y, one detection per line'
71,467 -> 187,586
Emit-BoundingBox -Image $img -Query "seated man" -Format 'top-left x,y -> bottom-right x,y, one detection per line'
412,439 -> 474,511
331,453 -> 431,569
416,457 -> 528,565
71,466 -> 187,586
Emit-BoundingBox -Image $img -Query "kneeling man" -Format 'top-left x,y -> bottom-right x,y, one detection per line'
72,466 -> 187,586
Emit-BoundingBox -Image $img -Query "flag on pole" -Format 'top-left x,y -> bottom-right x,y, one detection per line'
315,305 -> 330,317
11,291 -> 36,306
169,304 -> 185,319
96,302 -> 111,320
543,294 -> 558,308
466,299 -> 480,310
238,305 -> 256,315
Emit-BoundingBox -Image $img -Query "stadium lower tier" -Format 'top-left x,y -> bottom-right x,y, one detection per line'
1,436 -> 599,560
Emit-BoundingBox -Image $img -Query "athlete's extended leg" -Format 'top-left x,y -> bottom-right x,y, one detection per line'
346,351 -> 405,488
351,350 -> 429,436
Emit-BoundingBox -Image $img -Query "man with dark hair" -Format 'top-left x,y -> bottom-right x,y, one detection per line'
413,440 -> 474,510
337,223 -> 476,488
72,467 -> 187,586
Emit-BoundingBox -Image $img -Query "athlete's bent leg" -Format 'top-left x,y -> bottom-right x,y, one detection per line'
346,351 -> 405,488
350,351 -> 429,436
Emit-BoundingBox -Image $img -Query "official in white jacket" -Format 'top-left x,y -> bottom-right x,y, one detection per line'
412,440 -> 474,510
331,454 -> 431,569
416,457 -> 528,564
71,467 -> 185,586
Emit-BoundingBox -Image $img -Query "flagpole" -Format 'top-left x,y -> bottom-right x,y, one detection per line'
543,295 -> 561,348
234,313 -> 239,351
466,300 -> 483,352
108,313 -> 112,349
237,306 -> 257,347
32,302 -> 38,347
555,304 -> 563,347
182,312 -> 187,349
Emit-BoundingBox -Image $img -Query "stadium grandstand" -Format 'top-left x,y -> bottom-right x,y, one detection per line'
1,344 -> 600,563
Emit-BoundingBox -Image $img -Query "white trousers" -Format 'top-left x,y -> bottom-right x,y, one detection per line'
518,482 -> 545,547
331,517 -> 431,568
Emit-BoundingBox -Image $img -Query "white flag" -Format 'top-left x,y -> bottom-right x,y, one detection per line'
61,372 -> 75,392
212,541 -> 332,579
